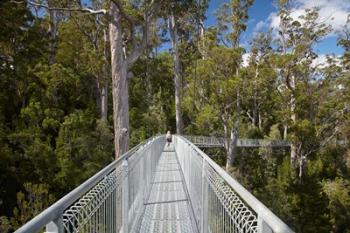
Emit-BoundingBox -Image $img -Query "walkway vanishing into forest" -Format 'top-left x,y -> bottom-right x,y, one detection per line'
184,135 -> 291,148
15,135 -> 294,233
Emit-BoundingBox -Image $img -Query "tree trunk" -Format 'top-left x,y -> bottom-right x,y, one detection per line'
199,19 -> 206,59
109,3 -> 129,158
47,6 -> 58,65
258,112 -> 262,130
299,155 -> 306,178
225,88 -> 240,170
252,67 -> 259,128
226,128 -> 238,170
283,124 -> 288,140
169,14 -> 184,134
101,83 -> 108,121
224,89 -> 241,171
101,29 -> 109,121
290,75 -> 297,166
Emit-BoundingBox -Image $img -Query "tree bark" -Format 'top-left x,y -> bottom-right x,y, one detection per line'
169,14 -> 184,134
299,155 -> 306,178
283,124 -> 288,140
109,3 -> 129,158
252,67 -> 259,128
100,82 -> 108,120
47,1 -> 58,65
290,75 -> 297,166
226,128 -> 238,170
228,89 -> 240,168
101,28 -> 109,121
199,19 -> 206,59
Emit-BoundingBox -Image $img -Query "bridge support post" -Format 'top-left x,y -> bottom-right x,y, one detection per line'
258,216 -> 273,233
122,159 -> 129,233
200,159 -> 209,233
142,151 -> 147,203
45,216 -> 63,233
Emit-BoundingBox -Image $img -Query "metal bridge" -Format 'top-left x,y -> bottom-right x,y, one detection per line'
15,135 -> 293,233
184,135 -> 290,148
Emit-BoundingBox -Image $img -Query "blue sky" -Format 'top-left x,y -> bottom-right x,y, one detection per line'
205,0 -> 349,56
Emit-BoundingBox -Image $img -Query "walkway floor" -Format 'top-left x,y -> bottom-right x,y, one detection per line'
137,144 -> 197,233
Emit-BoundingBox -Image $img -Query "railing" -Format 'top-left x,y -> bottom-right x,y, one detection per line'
184,135 -> 291,148
174,135 -> 293,233
15,135 -> 165,233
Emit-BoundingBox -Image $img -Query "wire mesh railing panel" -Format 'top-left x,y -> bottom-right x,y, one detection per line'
187,149 -> 203,227
173,135 -> 294,233
62,167 -> 121,233
206,164 -> 257,233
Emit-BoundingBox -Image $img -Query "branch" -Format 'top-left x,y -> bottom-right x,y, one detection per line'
246,111 -> 254,122
17,0 -> 107,15
110,0 -> 137,26
126,3 -> 158,65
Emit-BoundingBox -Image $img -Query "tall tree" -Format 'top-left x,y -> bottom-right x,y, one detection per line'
275,1 -> 331,177
169,12 -> 184,134
216,0 -> 253,169
166,0 -> 207,134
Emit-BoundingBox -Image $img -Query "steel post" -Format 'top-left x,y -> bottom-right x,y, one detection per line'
258,216 -> 273,233
45,216 -> 63,233
200,159 -> 209,233
122,159 -> 129,233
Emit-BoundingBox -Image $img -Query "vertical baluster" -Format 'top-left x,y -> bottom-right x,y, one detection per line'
200,159 -> 209,233
258,216 -> 273,233
122,160 -> 129,233
45,216 -> 63,233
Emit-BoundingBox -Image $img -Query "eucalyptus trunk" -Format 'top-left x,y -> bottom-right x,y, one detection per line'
227,89 -> 241,169
290,75 -> 297,166
226,128 -> 238,170
101,29 -> 109,121
109,3 -> 129,158
169,14 -> 184,134
47,0 -> 58,65
100,83 -> 108,121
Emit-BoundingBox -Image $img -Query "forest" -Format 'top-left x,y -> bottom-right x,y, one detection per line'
0,0 -> 349,232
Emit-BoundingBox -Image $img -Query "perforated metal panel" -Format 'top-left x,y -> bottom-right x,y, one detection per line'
137,147 -> 196,233
138,202 -> 194,233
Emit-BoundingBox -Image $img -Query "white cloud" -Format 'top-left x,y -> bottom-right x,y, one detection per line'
311,54 -> 341,68
268,0 -> 350,33
312,54 -> 328,68
253,20 -> 267,34
241,53 -> 251,67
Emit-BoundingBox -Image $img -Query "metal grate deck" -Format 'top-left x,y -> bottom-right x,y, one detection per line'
137,145 -> 197,233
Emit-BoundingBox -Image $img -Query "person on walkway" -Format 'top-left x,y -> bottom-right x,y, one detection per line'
166,131 -> 172,146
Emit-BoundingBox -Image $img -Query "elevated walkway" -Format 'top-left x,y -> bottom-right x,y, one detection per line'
184,135 -> 291,148
15,135 -> 294,233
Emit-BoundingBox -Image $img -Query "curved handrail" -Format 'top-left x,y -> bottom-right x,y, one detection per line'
14,135 -> 162,233
175,135 -> 294,233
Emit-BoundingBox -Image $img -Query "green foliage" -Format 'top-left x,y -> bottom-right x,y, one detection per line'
322,178 -> 350,232
55,110 -> 113,193
0,183 -> 55,232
